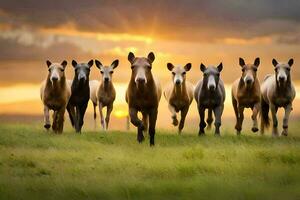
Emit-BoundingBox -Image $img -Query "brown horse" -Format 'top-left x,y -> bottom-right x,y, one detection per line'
261,59 -> 296,136
164,63 -> 194,133
40,60 -> 71,133
231,58 -> 261,135
126,52 -> 162,146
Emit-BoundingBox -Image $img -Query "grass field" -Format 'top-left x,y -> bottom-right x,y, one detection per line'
0,122 -> 300,200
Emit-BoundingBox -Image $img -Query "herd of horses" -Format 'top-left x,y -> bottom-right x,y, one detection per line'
40,52 -> 296,146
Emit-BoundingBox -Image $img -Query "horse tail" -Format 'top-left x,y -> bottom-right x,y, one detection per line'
206,109 -> 213,130
260,97 -> 270,128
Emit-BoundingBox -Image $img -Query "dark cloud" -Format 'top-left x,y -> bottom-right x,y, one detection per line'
0,0 -> 300,42
0,37 -> 93,61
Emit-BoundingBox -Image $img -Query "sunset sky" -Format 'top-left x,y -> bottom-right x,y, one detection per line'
0,0 -> 299,129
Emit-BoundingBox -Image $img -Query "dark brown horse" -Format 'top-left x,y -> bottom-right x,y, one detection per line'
261,59 -> 296,136
231,58 -> 261,135
126,52 -> 161,146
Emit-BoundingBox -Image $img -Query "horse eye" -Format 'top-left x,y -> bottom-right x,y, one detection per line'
110,71 -> 114,74
131,66 -> 134,69
100,71 -> 103,74
60,69 -> 64,72
147,66 -> 152,69
182,72 -> 186,75
172,72 -> 175,75
242,68 -> 245,72
253,68 -> 257,72
287,68 -> 290,71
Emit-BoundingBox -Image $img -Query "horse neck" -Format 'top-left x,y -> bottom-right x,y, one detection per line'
46,76 -> 66,93
276,75 -> 292,93
101,81 -> 113,92
173,80 -> 187,97
238,77 -> 257,91
72,75 -> 89,89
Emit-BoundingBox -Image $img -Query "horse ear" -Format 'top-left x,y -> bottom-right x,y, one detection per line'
272,59 -> 278,67
217,62 -> 223,72
288,58 -> 294,67
61,60 -> 67,69
88,60 -> 94,68
239,58 -> 245,67
72,60 -> 77,68
95,60 -> 103,69
128,52 -> 135,64
167,63 -> 174,71
147,52 -> 155,64
254,57 -> 260,67
184,63 -> 192,71
111,59 -> 119,69
200,63 -> 206,72
46,60 -> 52,68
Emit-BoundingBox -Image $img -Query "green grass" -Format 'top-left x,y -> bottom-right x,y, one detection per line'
0,123 -> 300,200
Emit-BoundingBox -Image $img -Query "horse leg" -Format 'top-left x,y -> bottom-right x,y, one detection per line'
178,106 -> 189,134
52,111 -> 58,133
206,109 -> 213,130
168,103 -> 178,126
57,107 -> 66,134
148,108 -> 158,146
74,105 -> 81,133
93,103 -> 97,129
251,102 -> 260,133
142,112 -> 149,133
213,104 -> 224,135
232,98 -> 239,132
270,103 -> 279,136
43,105 -> 51,130
67,105 -> 75,128
236,105 -> 244,135
98,103 -> 105,130
282,103 -> 292,136
105,104 -> 113,130
129,107 -> 144,143
198,106 -> 206,135
78,102 -> 88,133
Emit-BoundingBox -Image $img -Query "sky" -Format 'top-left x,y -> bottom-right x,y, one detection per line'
0,0 -> 299,128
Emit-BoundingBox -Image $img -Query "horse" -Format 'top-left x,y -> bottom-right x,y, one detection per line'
260,59 -> 296,136
194,63 -> 225,135
40,60 -> 71,133
125,52 -> 162,146
163,63 -> 194,133
89,59 -> 119,130
67,60 -> 93,133
231,58 -> 260,135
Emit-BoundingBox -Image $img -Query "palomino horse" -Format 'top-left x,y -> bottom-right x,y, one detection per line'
232,58 -> 260,135
40,60 -> 71,133
194,63 -> 225,135
67,60 -> 93,133
89,59 -> 119,130
126,52 -> 162,146
164,63 -> 194,133
261,59 -> 296,136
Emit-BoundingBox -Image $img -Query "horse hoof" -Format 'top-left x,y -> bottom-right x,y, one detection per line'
281,131 -> 288,136
252,127 -> 259,133
44,124 -> 51,129
172,119 -> 178,126
198,132 -> 205,136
